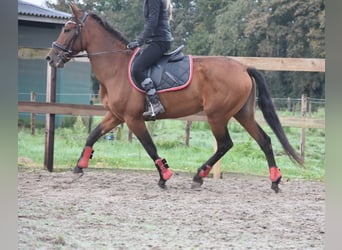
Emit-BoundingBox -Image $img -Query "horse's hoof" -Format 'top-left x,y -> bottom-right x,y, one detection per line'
158,179 -> 167,189
271,182 -> 281,193
191,174 -> 203,189
191,180 -> 203,190
73,166 -> 84,174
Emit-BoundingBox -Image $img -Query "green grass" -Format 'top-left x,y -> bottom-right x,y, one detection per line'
18,117 -> 325,181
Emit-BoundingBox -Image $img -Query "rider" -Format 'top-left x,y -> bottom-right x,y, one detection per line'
127,0 -> 173,120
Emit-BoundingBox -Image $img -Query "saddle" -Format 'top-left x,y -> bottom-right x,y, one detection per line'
128,45 -> 193,93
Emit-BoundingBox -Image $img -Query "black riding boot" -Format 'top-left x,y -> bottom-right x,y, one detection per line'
141,78 -> 165,120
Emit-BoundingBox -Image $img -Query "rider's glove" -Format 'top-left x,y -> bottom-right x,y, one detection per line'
127,40 -> 140,50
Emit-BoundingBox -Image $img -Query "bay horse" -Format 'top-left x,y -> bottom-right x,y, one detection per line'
46,4 -> 303,193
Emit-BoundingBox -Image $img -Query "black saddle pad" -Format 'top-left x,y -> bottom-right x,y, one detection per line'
128,47 -> 193,93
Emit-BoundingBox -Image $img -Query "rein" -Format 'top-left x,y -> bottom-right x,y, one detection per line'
71,49 -> 131,58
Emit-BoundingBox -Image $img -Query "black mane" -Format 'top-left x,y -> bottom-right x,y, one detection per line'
88,13 -> 129,45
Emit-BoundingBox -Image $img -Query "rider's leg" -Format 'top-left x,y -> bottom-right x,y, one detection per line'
132,41 -> 171,119
141,77 -> 165,119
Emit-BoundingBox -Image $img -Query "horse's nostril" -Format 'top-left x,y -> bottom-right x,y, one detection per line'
46,55 -> 51,61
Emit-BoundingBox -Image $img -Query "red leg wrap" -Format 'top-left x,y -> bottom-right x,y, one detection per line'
269,166 -> 282,183
78,146 -> 93,169
155,158 -> 173,180
199,165 -> 212,178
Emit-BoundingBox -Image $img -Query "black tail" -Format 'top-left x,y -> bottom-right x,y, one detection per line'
247,67 -> 304,166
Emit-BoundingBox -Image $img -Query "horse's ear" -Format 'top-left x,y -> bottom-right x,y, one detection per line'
69,2 -> 80,15
69,2 -> 83,20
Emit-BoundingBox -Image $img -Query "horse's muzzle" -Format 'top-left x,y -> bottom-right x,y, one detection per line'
45,50 -> 65,68
45,55 -> 54,66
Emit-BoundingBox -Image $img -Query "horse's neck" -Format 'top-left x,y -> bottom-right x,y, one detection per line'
85,26 -> 126,58
90,51 -> 129,81
85,26 -> 130,85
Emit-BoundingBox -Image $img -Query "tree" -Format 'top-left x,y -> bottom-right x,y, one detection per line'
46,0 -> 143,40
46,0 -> 325,98
210,0 -> 257,56
185,0 -> 232,55
169,0 -> 196,52
243,0 -> 325,98
45,0 -> 81,12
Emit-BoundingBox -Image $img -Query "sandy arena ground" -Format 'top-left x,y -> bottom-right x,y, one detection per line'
18,167 -> 325,249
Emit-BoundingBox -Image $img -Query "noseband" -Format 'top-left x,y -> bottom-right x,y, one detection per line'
51,12 -> 89,63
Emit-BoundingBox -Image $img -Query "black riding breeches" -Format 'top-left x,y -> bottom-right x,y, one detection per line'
132,41 -> 171,84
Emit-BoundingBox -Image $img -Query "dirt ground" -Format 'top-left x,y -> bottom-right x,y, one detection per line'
18,167 -> 325,250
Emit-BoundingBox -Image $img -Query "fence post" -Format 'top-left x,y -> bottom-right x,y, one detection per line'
300,94 -> 307,161
88,99 -> 93,133
287,97 -> 291,112
185,121 -> 192,146
44,64 -> 56,172
30,91 -> 36,135
308,100 -> 312,118
292,101 -> 297,116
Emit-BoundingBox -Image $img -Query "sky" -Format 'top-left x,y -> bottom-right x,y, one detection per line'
22,0 -> 53,7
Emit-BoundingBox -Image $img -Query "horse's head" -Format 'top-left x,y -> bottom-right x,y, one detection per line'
46,4 -> 88,68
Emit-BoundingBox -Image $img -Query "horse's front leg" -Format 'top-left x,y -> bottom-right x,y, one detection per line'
74,112 -> 122,174
127,120 -> 173,188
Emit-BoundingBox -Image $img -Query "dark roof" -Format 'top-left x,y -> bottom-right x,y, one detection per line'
18,0 -> 71,23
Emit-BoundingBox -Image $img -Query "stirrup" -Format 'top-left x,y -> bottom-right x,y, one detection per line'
143,102 -> 164,120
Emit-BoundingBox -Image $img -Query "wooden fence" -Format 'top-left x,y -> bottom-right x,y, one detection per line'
18,95 -> 325,177
18,99 -> 324,128
18,47 -> 325,174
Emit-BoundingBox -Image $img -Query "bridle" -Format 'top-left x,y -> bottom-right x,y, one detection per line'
51,12 -> 89,63
51,12 -> 130,63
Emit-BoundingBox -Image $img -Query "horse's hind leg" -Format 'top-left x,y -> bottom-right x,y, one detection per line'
74,111 -> 122,173
192,119 -> 233,189
234,110 -> 282,193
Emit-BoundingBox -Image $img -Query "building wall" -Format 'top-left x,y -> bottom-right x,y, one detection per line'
18,21 -> 62,48
18,59 -> 91,104
18,21 -> 92,127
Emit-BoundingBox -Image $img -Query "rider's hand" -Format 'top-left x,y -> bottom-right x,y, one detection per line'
127,41 -> 140,50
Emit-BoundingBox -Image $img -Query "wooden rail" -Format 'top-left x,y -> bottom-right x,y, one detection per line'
18,47 -> 325,72
229,57 -> 325,72
18,101 -> 325,129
